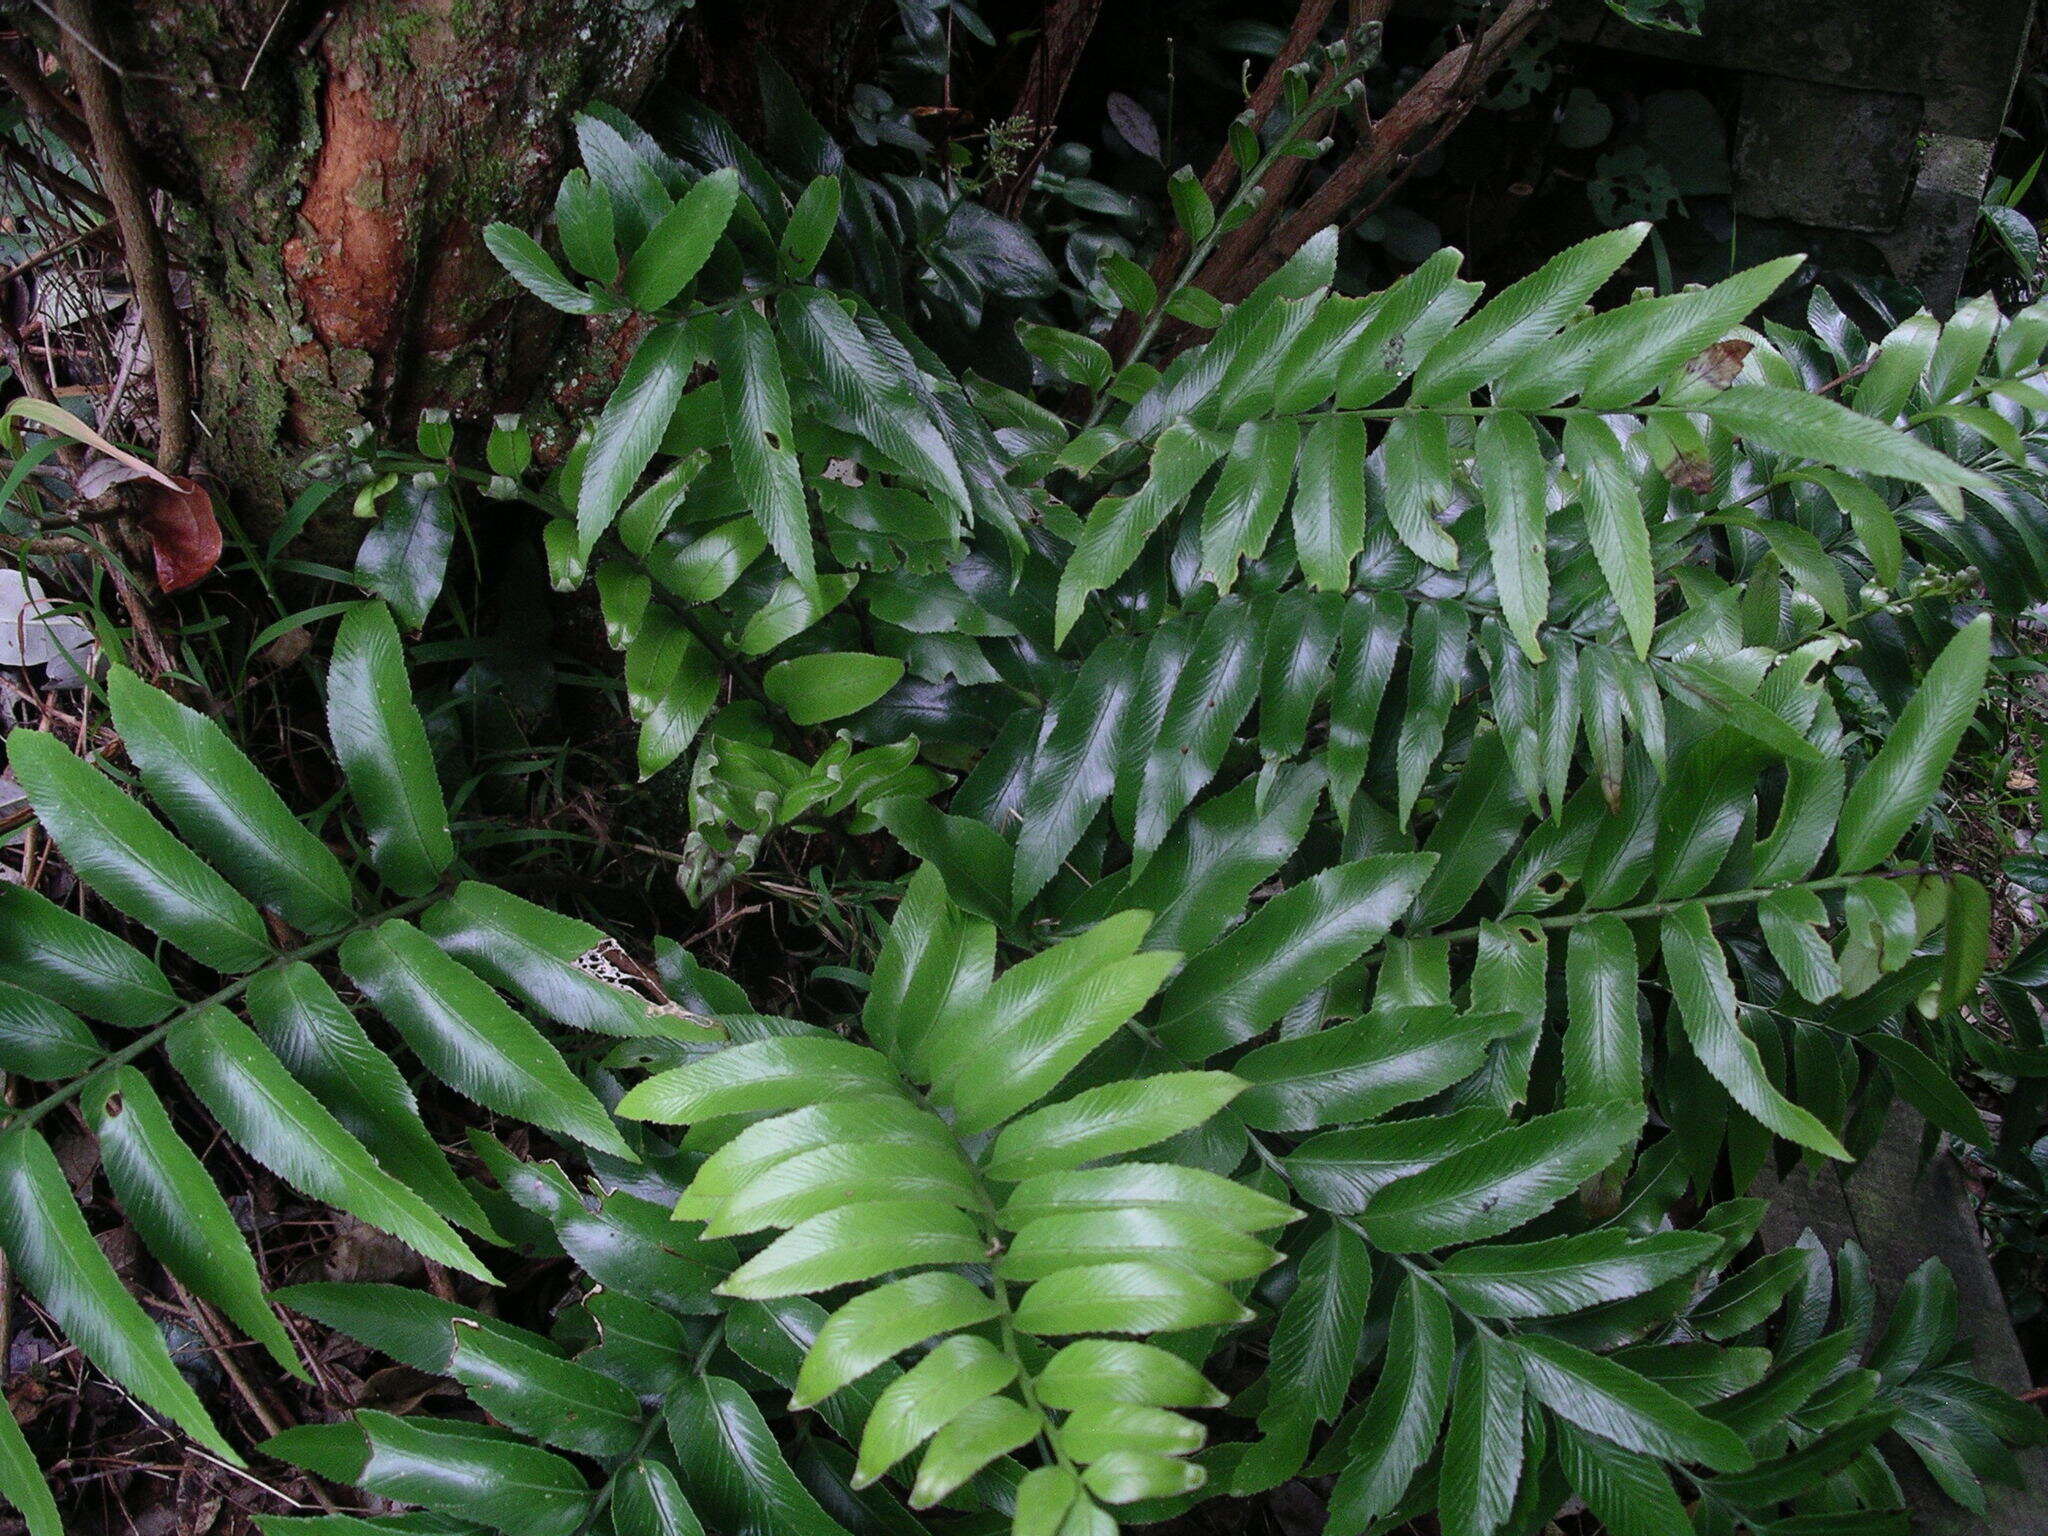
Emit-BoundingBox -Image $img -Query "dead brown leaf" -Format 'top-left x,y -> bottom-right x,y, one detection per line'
138,475 -> 223,594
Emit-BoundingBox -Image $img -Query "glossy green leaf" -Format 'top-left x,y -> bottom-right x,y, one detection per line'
1362,1103 -> 1645,1252
449,1319 -> 643,1457
795,1270 -> 1001,1409
166,1006 -> 490,1279
1235,1006 -> 1514,1132
1014,637 -> 1140,908
84,1066 -> 304,1377
0,1126 -> 238,1461
0,885 -> 174,1027
6,728 -> 271,973
615,1460 -> 708,1536
246,962 -> 494,1235
1293,414 -> 1367,590
0,1390 -> 59,1536
355,1410 -> 590,1536
1438,1334 -> 1524,1536
1562,415 -> 1655,657
717,306 -> 816,598
1554,1421 -> 1691,1536
342,919 -> 631,1158
620,1035 -> 898,1123
485,222 -> 601,312
765,652 -> 905,726
720,1200 -> 985,1299
327,601 -> 453,897
1563,916 -> 1642,1106
667,1374 -> 858,1536
1836,615 -> 1992,871
985,1071 -> 1246,1182
625,167 -> 739,309
1284,1108 -> 1506,1215
0,979 -> 101,1080
1034,1339 -> 1226,1409
1434,1230 -> 1719,1319
1662,903 -> 1849,1159
854,1334 -> 1017,1486
1012,1261 -> 1254,1336
1512,1335 -> 1754,1470
581,323 -> 695,549
1155,854 -> 1437,1060
1477,412 -> 1550,661
1410,224 -> 1646,403
1266,1222 -> 1370,1426
1325,1272 -> 1453,1534
1704,383 -> 1991,490
110,669 -> 356,934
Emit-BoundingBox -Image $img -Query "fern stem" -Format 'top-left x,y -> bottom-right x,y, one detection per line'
929,1089 -> 1086,1490
569,1404 -> 672,1536
1084,74 -> 1360,433
0,890 -> 441,1138
1424,868 -> 1930,951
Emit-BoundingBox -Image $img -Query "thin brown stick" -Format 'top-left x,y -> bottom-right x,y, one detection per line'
52,0 -> 194,474
0,219 -> 113,286
1101,0 -> 1339,363
1237,0 -> 1550,301
990,0 -> 1108,217
0,41 -> 95,162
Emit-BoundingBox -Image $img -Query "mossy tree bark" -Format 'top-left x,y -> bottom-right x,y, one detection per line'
109,0 -> 691,548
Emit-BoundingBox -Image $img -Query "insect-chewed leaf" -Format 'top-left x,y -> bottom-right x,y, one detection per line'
342,920 -> 631,1158
84,1067 -> 305,1378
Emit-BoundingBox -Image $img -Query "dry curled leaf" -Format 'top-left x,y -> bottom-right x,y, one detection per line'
1684,338 -> 1753,392
139,475 -> 223,594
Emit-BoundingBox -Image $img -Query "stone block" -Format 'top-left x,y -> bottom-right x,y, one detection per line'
1733,76 -> 1921,233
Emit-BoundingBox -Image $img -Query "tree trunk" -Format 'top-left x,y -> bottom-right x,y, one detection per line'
110,0 -> 690,547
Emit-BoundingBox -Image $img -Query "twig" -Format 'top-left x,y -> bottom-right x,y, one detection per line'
989,0 -> 1107,217
52,0 -> 194,474
0,219 -> 113,286
0,42 -> 95,162
1244,0 -> 1551,302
